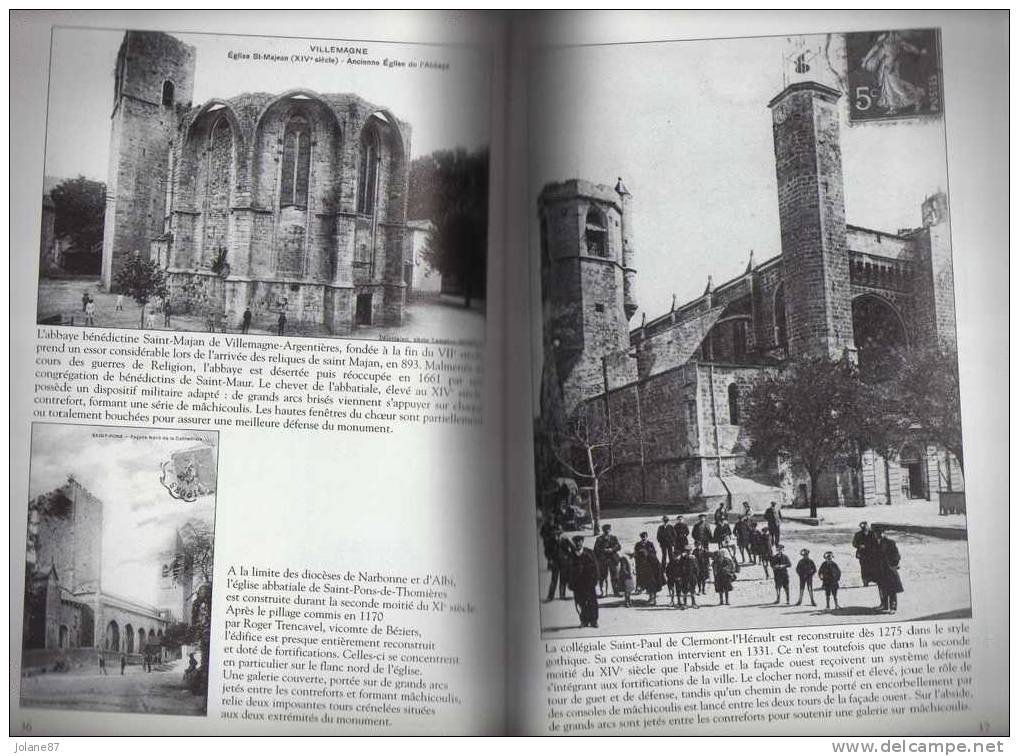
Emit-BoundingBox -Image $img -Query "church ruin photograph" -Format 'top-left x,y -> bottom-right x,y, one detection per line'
20,423 -> 218,715
531,30 -> 970,638
36,27 -> 490,342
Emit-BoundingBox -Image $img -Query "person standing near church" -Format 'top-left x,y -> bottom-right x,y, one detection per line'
676,545 -> 699,608
241,307 -> 252,334
692,514 -> 712,550
818,551 -> 842,610
570,535 -> 600,628
277,310 -> 287,336
657,515 -> 676,572
735,515 -> 753,564
853,521 -> 881,587
765,501 -> 782,547
541,518 -> 563,602
713,548 -> 737,605
674,516 -> 690,552
594,523 -> 622,597
795,548 -> 817,606
771,543 -> 792,604
874,527 -> 904,612
754,524 -> 773,578
694,542 -> 711,595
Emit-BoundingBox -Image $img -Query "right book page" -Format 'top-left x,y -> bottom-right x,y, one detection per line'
505,10 -> 1008,736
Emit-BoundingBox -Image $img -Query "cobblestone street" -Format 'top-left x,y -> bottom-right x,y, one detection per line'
37,277 -> 485,343
20,657 -> 206,716
538,503 -> 971,638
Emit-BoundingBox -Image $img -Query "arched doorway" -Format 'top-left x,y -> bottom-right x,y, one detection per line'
125,623 -> 134,654
138,628 -> 146,652
852,294 -> 907,380
59,625 -> 69,648
105,620 -> 120,651
899,443 -> 928,500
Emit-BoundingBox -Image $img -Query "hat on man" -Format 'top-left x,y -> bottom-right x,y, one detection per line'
800,548 -> 810,556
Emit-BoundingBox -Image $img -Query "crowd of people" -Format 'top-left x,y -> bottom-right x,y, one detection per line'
539,501 -> 905,630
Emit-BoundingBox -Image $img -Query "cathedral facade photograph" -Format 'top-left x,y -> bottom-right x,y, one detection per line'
531,31 -> 970,637
36,28 -> 490,342
20,424 -> 218,715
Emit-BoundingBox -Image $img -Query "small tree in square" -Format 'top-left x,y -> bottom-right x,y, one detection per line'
114,251 -> 168,328
744,356 -> 902,518
548,402 -> 633,534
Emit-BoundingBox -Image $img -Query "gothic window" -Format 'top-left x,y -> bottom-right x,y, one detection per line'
280,114 -> 311,209
585,207 -> 608,258
774,285 -> 788,348
728,383 -> 740,425
357,128 -> 380,215
161,80 -> 175,107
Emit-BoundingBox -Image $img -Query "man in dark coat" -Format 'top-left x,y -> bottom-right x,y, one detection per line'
818,551 -> 842,610
656,516 -> 676,571
633,532 -> 663,603
764,502 -> 782,547
771,544 -> 792,604
795,548 -> 817,606
852,521 -> 881,587
873,527 -> 904,612
541,519 -> 564,602
570,536 -> 600,628
753,524 -> 772,578
594,524 -> 622,597
692,514 -> 712,549
693,543 -> 711,595
675,545 -> 699,608
713,549 -> 737,605
673,516 -> 690,551
734,515 -> 754,564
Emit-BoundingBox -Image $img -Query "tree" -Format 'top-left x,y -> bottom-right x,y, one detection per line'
548,402 -> 632,534
744,357 -> 899,519
887,345 -> 965,474
410,148 -> 489,308
49,176 -> 106,268
167,521 -> 214,697
114,252 -> 168,328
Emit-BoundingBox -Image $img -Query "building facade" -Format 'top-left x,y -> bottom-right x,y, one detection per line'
539,81 -> 963,512
23,477 -> 168,666
102,31 -> 412,334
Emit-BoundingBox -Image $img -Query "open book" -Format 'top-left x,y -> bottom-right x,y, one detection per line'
9,10 -> 1009,737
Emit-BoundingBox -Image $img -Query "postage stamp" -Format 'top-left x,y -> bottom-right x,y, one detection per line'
845,29 -> 943,123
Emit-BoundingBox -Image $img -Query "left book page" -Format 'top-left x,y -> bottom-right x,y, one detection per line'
10,10 -> 507,736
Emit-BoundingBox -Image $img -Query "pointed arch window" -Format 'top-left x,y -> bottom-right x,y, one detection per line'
357,128 -> 380,215
728,383 -> 740,425
774,285 -> 788,348
280,114 -> 311,209
162,80 -> 175,107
